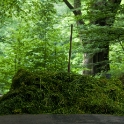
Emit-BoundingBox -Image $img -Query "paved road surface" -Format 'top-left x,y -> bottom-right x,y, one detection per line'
0,114 -> 124,124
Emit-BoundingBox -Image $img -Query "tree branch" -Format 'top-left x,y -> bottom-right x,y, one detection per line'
63,0 -> 84,24
63,0 -> 78,16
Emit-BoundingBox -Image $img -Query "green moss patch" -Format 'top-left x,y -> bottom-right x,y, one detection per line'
0,69 -> 124,115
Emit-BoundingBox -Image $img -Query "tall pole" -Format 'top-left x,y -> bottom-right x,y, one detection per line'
68,24 -> 73,73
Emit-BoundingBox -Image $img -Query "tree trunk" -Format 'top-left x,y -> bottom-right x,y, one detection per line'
63,0 -> 121,75
93,44 -> 110,74
91,0 -> 121,75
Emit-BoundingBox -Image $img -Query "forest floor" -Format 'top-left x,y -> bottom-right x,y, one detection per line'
0,114 -> 124,124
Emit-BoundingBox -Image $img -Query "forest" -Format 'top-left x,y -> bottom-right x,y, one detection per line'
0,0 -> 124,115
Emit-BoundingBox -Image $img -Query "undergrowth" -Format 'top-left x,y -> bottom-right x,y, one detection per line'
0,69 -> 124,115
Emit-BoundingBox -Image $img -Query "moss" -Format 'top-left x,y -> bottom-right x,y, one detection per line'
119,74 -> 124,85
11,69 -> 40,90
0,69 -> 124,115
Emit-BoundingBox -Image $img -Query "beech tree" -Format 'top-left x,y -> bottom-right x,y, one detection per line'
63,0 -> 122,75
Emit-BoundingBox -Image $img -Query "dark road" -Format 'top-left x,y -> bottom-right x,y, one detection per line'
0,114 -> 124,124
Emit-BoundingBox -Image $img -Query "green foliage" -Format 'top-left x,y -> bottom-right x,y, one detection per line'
0,69 -> 124,115
0,0 -> 124,111
0,0 -> 69,93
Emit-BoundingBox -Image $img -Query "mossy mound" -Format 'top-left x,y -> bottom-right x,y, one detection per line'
119,74 -> 124,85
0,69 -> 124,115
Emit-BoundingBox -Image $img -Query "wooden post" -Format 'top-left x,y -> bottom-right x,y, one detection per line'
68,24 -> 73,73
